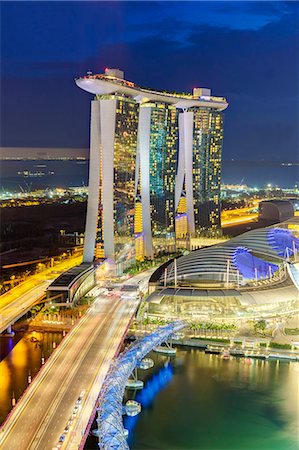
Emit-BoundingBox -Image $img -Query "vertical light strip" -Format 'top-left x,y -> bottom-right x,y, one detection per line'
178,110 -> 195,234
138,106 -> 153,258
101,99 -> 117,260
175,113 -> 185,212
83,100 -> 101,263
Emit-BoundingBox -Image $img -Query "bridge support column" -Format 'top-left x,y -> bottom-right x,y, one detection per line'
6,325 -> 15,336
125,368 -> 144,389
153,340 -> 177,355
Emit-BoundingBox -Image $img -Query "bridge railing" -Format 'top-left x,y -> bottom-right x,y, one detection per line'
96,321 -> 185,450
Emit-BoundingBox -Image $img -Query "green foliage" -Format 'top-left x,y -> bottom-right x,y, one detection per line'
259,342 -> 267,347
40,305 -> 60,315
285,328 -> 299,335
80,295 -> 93,305
123,252 -> 183,275
30,304 -> 43,317
254,320 -> 267,333
191,337 -> 230,343
189,321 -> 237,332
269,342 -> 292,350
142,317 -> 170,326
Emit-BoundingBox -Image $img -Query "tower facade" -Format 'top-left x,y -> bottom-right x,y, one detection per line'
175,92 -> 225,239
193,107 -> 224,232
76,69 -> 228,265
138,103 -> 178,257
83,92 -> 139,265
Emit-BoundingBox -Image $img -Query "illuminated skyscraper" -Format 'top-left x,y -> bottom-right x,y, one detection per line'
193,107 -> 224,231
138,102 -> 178,257
79,83 -> 139,264
76,69 -> 227,265
175,89 -> 225,238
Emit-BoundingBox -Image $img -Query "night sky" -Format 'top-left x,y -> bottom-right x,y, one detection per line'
1,1 -> 298,161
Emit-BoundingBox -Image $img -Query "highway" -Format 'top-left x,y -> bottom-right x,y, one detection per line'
0,255 -> 82,333
0,270 -> 151,450
221,205 -> 258,228
0,282 -> 49,333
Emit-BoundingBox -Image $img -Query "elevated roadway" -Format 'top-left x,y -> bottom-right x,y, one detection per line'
221,205 -> 258,228
0,270 -> 152,450
0,255 -> 82,333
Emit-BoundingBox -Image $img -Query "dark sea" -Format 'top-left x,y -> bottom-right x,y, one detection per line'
84,348 -> 299,450
0,160 -> 89,192
124,349 -> 299,450
0,160 -> 298,192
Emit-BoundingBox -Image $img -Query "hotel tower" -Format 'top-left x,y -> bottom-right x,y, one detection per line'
76,68 -> 228,267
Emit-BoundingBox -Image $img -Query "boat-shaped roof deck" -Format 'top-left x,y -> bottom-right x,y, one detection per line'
75,73 -> 228,111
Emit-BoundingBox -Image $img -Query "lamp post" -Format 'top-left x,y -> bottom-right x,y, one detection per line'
226,259 -> 230,289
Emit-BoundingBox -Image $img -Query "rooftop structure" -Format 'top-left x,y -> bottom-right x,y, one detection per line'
259,199 -> 294,223
152,227 -> 299,288
76,68 -> 228,110
47,261 -> 103,304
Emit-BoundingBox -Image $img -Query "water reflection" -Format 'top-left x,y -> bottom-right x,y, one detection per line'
124,362 -> 173,443
129,349 -> 299,450
0,330 -> 63,424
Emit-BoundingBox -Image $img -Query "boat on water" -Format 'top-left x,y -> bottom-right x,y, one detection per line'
268,353 -> 298,361
230,349 -> 245,357
154,345 -> 176,355
245,352 -> 269,360
205,346 -> 221,355
221,349 -> 231,359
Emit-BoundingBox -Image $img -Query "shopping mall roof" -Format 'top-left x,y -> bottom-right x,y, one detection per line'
157,227 -> 299,286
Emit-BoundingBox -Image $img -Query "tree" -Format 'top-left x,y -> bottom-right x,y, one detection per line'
254,320 -> 267,335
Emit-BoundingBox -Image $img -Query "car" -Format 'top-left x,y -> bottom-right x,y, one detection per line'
76,390 -> 85,405
59,434 -> 66,443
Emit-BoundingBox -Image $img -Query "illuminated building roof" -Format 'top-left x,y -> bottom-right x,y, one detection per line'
158,227 -> 299,285
75,68 -> 228,111
47,263 -> 93,290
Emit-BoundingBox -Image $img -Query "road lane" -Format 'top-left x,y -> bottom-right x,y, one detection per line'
0,282 -> 49,333
0,269 -> 153,450
0,295 -> 139,450
0,255 -> 82,333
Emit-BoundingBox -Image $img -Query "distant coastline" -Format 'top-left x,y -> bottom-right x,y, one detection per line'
0,149 -> 298,190
0,147 -> 88,160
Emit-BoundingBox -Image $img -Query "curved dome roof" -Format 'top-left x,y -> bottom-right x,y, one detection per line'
161,227 -> 299,285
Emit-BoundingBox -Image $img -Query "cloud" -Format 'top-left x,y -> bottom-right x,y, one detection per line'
1,1 -> 298,160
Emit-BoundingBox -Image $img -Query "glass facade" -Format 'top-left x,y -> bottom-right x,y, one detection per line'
192,108 -> 224,232
148,103 -> 178,239
95,94 -> 139,262
114,97 -> 139,243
